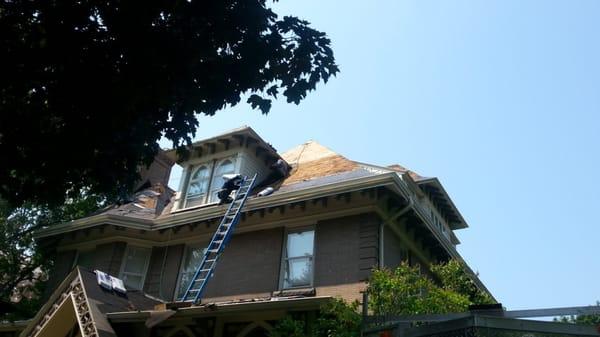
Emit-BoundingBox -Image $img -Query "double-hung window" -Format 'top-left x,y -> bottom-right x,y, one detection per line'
281,229 -> 315,289
119,245 -> 151,290
175,245 -> 207,300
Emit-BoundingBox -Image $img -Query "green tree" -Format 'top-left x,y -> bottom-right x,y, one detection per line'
270,299 -> 361,337
0,0 -> 338,207
0,193 -> 105,320
430,260 -> 494,306
555,302 -> 600,325
367,261 -> 494,316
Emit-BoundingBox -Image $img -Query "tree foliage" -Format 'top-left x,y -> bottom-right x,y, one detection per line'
270,299 -> 361,337
367,261 -> 494,316
0,193 -> 106,320
555,302 -> 600,326
0,0 -> 338,206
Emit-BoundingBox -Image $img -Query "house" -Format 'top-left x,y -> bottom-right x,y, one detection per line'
8,126 -> 492,337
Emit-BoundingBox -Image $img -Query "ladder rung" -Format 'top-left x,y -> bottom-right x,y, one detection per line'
180,175 -> 257,303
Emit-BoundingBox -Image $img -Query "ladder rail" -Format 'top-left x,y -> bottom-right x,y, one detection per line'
180,173 -> 258,303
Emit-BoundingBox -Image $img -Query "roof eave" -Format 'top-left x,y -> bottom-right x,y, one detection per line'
34,172 -> 404,239
163,126 -> 281,164
106,296 -> 334,323
417,178 -> 469,230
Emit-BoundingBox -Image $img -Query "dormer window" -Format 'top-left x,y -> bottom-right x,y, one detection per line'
183,157 -> 237,208
167,127 -> 285,212
185,165 -> 211,208
208,159 -> 235,203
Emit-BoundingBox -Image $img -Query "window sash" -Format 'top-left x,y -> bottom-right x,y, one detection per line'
281,229 -> 315,289
185,164 -> 212,207
175,245 -> 207,300
208,159 -> 236,203
120,246 -> 151,290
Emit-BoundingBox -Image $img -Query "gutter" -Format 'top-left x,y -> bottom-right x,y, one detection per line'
106,296 -> 333,323
35,172 -> 403,238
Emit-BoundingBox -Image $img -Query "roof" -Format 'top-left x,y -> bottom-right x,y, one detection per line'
19,267 -> 161,337
163,126 -> 280,164
35,132 -> 468,234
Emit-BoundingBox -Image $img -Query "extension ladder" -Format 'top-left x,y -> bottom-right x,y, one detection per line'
180,173 -> 258,303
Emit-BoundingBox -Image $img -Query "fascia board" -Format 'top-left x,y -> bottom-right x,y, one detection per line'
34,172 -> 404,239
154,172 -> 404,229
418,178 -> 468,230
34,214 -> 154,239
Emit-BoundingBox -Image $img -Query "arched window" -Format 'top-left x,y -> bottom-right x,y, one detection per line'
209,159 -> 235,202
185,165 -> 210,207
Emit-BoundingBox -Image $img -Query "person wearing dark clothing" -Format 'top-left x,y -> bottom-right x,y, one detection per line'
263,159 -> 290,186
217,174 -> 243,204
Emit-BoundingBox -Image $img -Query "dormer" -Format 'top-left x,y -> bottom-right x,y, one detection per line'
165,126 -> 284,211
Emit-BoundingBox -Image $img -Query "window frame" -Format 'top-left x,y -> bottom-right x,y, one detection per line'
182,156 -> 237,209
118,245 -> 151,290
279,226 -> 316,290
184,163 -> 214,208
207,158 -> 237,203
174,243 -> 207,301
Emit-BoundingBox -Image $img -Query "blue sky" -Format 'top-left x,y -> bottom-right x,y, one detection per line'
164,1 -> 599,311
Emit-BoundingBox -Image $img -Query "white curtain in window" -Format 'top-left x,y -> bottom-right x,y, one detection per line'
283,230 -> 314,288
176,246 -> 207,300
186,165 -> 211,207
208,159 -> 235,202
120,246 -> 151,290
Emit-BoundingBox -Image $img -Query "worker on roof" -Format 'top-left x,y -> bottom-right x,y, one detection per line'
217,174 -> 243,204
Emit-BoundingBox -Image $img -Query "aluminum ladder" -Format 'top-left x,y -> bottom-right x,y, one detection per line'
180,173 -> 257,303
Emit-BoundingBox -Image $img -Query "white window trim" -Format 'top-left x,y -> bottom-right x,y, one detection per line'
174,243 -> 207,300
279,226 -> 316,290
182,156 -> 237,209
118,245 -> 151,290
184,163 -> 213,208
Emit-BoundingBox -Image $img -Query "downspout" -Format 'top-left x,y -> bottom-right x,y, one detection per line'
379,196 -> 414,267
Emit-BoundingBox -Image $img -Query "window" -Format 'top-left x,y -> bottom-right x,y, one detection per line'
281,229 -> 315,289
75,249 -> 95,269
185,165 -> 212,207
119,245 -> 151,290
208,159 -> 236,203
175,245 -> 207,300
182,157 -> 237,208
